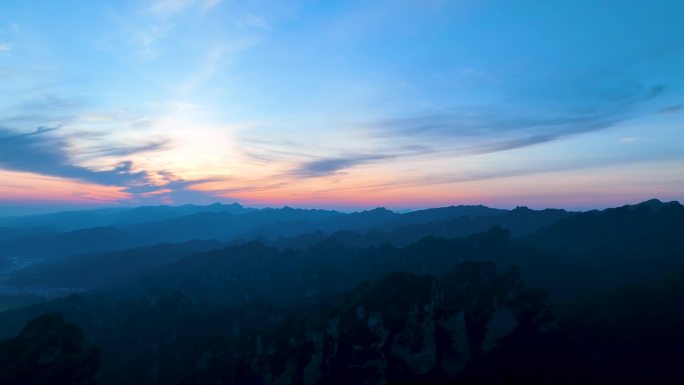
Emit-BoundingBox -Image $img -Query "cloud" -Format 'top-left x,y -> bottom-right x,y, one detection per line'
657,104 -> 683,114
133,25 -> 173,58
290,154 -> 393,178
0,95 -> 87,132
0,126 -> 152,187
126,170 -> 223,205
0,43 -> 11,53
0,126 -> 223,205
176,45 -> 226,95
268,80 -> 668,183
146,0 -> 197,16
456,67 -> 497,84
369,83 -> 665,156
311,152 -> 683,197
375,112 -> 621,154
82,138 -> 169,158
145,0 -> 223,17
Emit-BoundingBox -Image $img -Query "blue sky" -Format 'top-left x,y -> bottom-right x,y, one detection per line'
0,0 -> 683,213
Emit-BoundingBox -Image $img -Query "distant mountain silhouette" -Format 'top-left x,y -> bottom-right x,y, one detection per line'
631,198 -> 680,212
131,227 -> 534,307
516,199 -> 684,297
0,203 -> 571,262
240,205 -> 512,240
0,207 -> 341,260
0,226 -> 49,242
387,204 -> 507,225
0,202 -> 251,232
268,206 -> 573,249
5,240 -> 225,289
119,207 -> 342,244
0,227 -> 134,259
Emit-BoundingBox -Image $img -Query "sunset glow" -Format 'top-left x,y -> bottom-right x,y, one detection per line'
1,0 -> 683,213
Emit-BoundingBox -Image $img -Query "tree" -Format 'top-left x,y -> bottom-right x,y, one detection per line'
0,312 -> 99,385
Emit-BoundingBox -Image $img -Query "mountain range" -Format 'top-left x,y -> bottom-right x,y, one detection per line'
0,199 -> 682,384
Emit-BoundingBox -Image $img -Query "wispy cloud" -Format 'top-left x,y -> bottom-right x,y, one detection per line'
174,37 -> 263,95
290,154 -> 393,178
254,80 -> 668,183
0,125 -> 222,204
311,154 -> 683,196
79,138 -> 170,158
369,83 -> 665,156
657,104 -> 683,115
125,170 -> 222,204
373,112 -> 620,153
145,0 -> 223,17
456,67 -> 497,84
133,25 -> 173,59
0,43 -> 11,53
0,126 -> 152,186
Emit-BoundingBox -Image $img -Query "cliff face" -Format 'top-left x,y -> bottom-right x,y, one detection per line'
179,262 -> 550,385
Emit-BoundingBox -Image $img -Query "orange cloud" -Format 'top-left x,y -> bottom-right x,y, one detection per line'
0,170 -> 130,204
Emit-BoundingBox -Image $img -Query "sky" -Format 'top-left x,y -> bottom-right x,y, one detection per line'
0,0 -> 683,214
